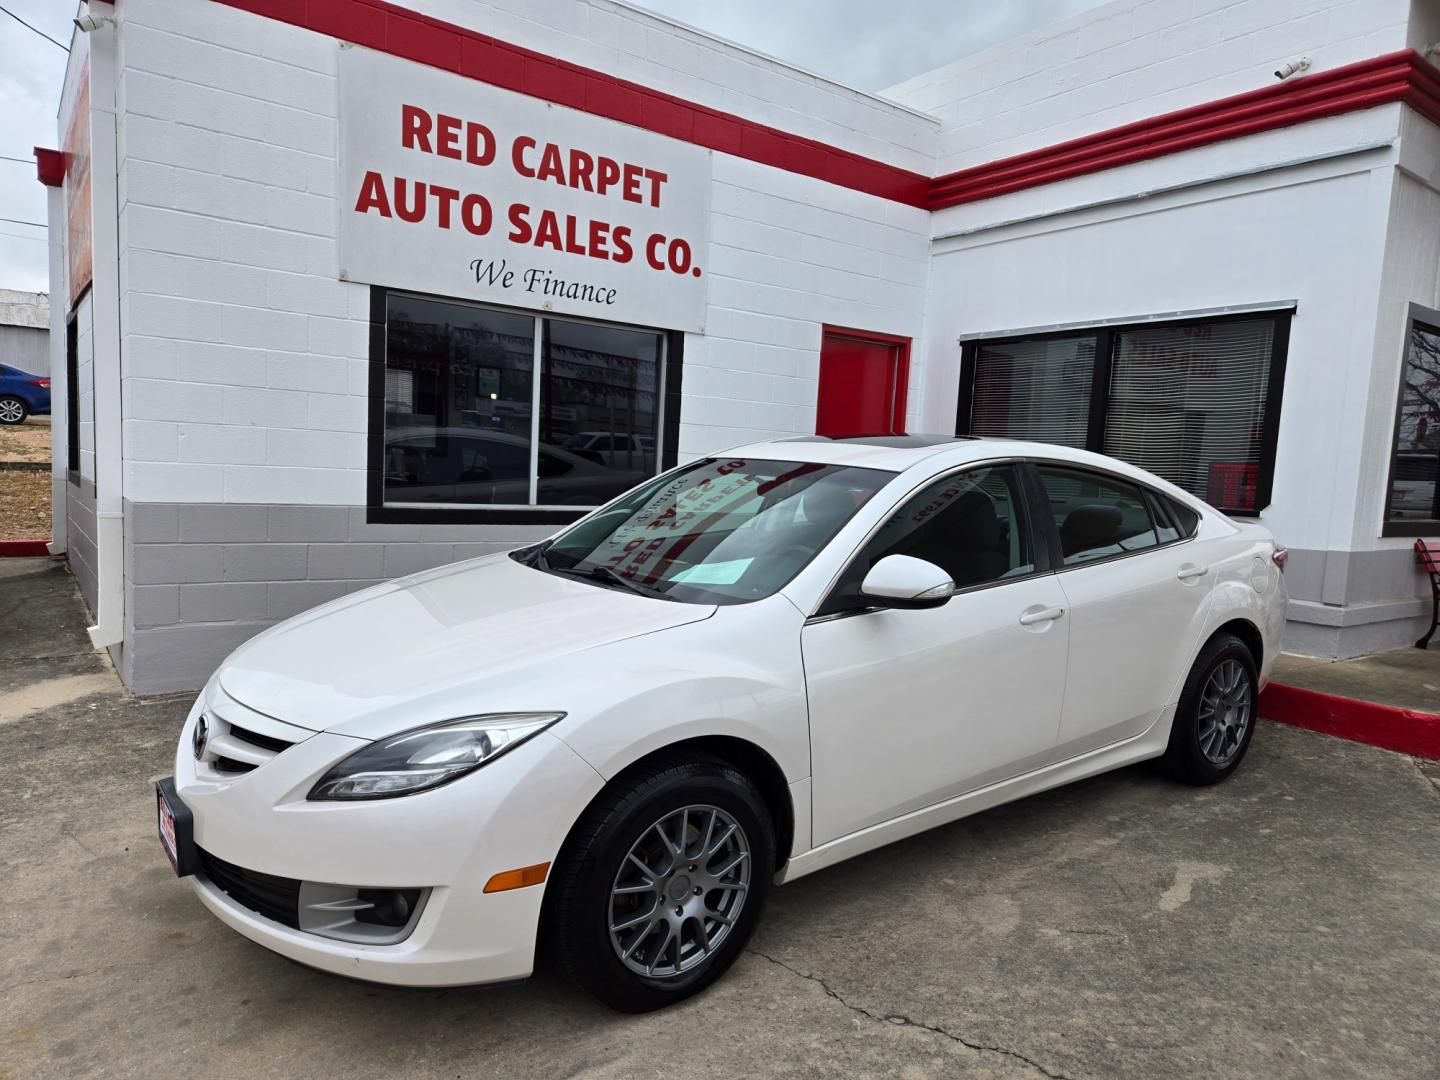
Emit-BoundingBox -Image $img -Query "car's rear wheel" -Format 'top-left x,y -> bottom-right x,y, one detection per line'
0,396 -> 28,425
1158,632 -> 1258,785
545,754 -> 774,1012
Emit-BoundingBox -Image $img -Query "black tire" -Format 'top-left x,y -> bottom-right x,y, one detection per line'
0,396 -> 29,425
1157,632 -> 1259,785
544,754 -> 775,1012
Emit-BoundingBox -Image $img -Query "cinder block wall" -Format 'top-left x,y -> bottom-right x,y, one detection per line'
108,0 -> 936,691
884,0 -> 1414,173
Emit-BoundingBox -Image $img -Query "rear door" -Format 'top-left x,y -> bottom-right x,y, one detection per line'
1030,463 -> 1214,759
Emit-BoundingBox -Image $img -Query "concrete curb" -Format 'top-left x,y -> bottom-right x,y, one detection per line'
1261,682 -> 1440,760
0,540 -> 52,557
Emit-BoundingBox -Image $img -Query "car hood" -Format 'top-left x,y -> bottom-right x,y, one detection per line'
217,553 -> 715,739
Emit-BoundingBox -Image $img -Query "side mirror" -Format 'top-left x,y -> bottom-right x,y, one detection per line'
859,555 -> 956,610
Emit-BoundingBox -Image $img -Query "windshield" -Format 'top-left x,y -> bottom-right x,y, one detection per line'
529,457 -> 893,604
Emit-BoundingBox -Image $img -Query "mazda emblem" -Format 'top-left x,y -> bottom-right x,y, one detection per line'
192,714 -> 209,760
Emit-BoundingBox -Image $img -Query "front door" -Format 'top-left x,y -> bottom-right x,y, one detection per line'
816,327 -> 910,438
802,463 -> 1069,846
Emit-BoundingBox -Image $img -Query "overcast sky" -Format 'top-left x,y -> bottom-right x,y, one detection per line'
0,0 -> 1108,296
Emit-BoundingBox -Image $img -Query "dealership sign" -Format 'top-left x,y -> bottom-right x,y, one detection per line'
338,46 -> 713,332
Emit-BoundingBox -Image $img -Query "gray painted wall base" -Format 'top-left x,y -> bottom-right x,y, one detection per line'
119,500 -> 549,694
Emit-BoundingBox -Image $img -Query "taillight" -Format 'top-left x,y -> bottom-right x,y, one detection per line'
1272,546 -> 1287,572
29,379 -> 49,389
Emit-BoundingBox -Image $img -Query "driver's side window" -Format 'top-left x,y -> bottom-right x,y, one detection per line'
820,464 -> 1035,614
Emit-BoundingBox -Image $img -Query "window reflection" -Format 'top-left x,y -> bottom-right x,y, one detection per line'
1388,319 -> 1440,523
382,294 -> 665,508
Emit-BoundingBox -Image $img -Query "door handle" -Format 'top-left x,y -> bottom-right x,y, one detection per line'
1018,606 -> 1065,626
1177,564 -> 1210,581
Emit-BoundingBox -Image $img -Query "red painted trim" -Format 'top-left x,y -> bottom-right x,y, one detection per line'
930,51 -> 1437,208
0,540 -> 52,557
210,0 -> 930,207
34,147 -> 65,187
1260,681 -> 1440,761
205,3 -> 1440,211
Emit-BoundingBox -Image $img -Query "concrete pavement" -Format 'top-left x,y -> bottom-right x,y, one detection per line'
3,556 -> 1439,1079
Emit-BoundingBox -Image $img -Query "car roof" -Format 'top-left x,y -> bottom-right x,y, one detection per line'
720,435 -> 1210,508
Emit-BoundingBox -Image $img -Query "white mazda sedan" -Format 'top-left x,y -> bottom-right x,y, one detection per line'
158,436 -> 1287,1011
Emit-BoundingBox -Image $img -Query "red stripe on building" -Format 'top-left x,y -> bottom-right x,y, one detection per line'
1260,681 -> 1440,761
210,0 -> 931,207
210,3 -> 1440,210
929,51 -> 1435,208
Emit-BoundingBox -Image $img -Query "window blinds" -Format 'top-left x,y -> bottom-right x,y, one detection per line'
970,335 -> 1095,448
1103,319 -> 1273,511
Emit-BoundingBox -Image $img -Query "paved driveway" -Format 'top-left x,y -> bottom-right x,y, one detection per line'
3,557 -> 1439,1079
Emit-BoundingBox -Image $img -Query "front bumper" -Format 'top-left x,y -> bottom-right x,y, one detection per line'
172,695 -> 605,987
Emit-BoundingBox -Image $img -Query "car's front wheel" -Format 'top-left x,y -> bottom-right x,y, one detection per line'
1158,632 -> 1258,784
545,754 -> 775,1012
0,396 -> 29,425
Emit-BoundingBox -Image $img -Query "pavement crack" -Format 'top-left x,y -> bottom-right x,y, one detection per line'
748,948 -> 1074,1080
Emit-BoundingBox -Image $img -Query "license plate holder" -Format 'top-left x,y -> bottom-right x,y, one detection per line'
155,777 -> 198,877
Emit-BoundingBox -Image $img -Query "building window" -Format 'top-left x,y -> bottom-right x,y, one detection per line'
370,289 -> 681,523
65,314 -> 79,478
957,310 -> 1291,516
1384,305 -> 1440,535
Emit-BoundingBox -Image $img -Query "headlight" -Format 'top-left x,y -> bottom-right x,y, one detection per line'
308,712 -> 564,801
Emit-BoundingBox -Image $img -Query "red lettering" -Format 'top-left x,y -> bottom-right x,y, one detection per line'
587,218 -> 610,260
611,225 -> 633,263
435,113 -> 462,159
645,232 -> 666,270
569,149 -> 595,192
394,178 -> 426,223
642,168 -> 667,208
622,163 -> 644,203
507,203 -> 532,243
535,209 -> 562,250
431,184 -> 459,228
466,122 -> 495,166
512,136 -> 536,177
353,170 -> 392,217
401,105 -> 431,152
563,214 -> 586,255
596,157 -> 620,195
461,193 -> 491,235
536,143 -> 564,183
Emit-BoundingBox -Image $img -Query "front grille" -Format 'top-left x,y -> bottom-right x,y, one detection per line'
198,848 -> 301,929
227,724 -> 293,754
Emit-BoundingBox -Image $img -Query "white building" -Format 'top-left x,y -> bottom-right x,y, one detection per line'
35,0 -> 1440,692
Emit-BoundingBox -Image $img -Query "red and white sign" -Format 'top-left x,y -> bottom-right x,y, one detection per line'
338,46 -> 713,332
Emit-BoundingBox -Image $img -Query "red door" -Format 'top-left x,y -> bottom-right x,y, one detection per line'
816,326 -> 910,438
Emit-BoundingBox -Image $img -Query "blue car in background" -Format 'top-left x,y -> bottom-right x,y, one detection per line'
0,364 -> 50,425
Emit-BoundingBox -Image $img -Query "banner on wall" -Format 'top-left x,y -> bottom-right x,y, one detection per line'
64,68 -> 92,307
337,46 -> 713,332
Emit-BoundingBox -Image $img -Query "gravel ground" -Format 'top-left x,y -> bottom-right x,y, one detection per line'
0,467 -> 51,541
0,417 -> 52,462
0,419 -> 52,540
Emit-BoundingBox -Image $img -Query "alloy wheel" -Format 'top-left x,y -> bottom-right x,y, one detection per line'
608,804 -> 750,978
0,399 -> 25,424
1197,658 -> 1252,765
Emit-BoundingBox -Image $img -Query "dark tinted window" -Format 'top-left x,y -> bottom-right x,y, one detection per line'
1386,315 -> 1440,526
540,458 -> 892,605
382,294 -> 665,508
1036,465 -> 1159,565
961,312 -> 1289,516
823,464 -> 1034,613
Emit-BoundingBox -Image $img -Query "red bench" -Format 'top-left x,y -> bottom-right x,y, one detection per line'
1417,540 -> 1440,649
